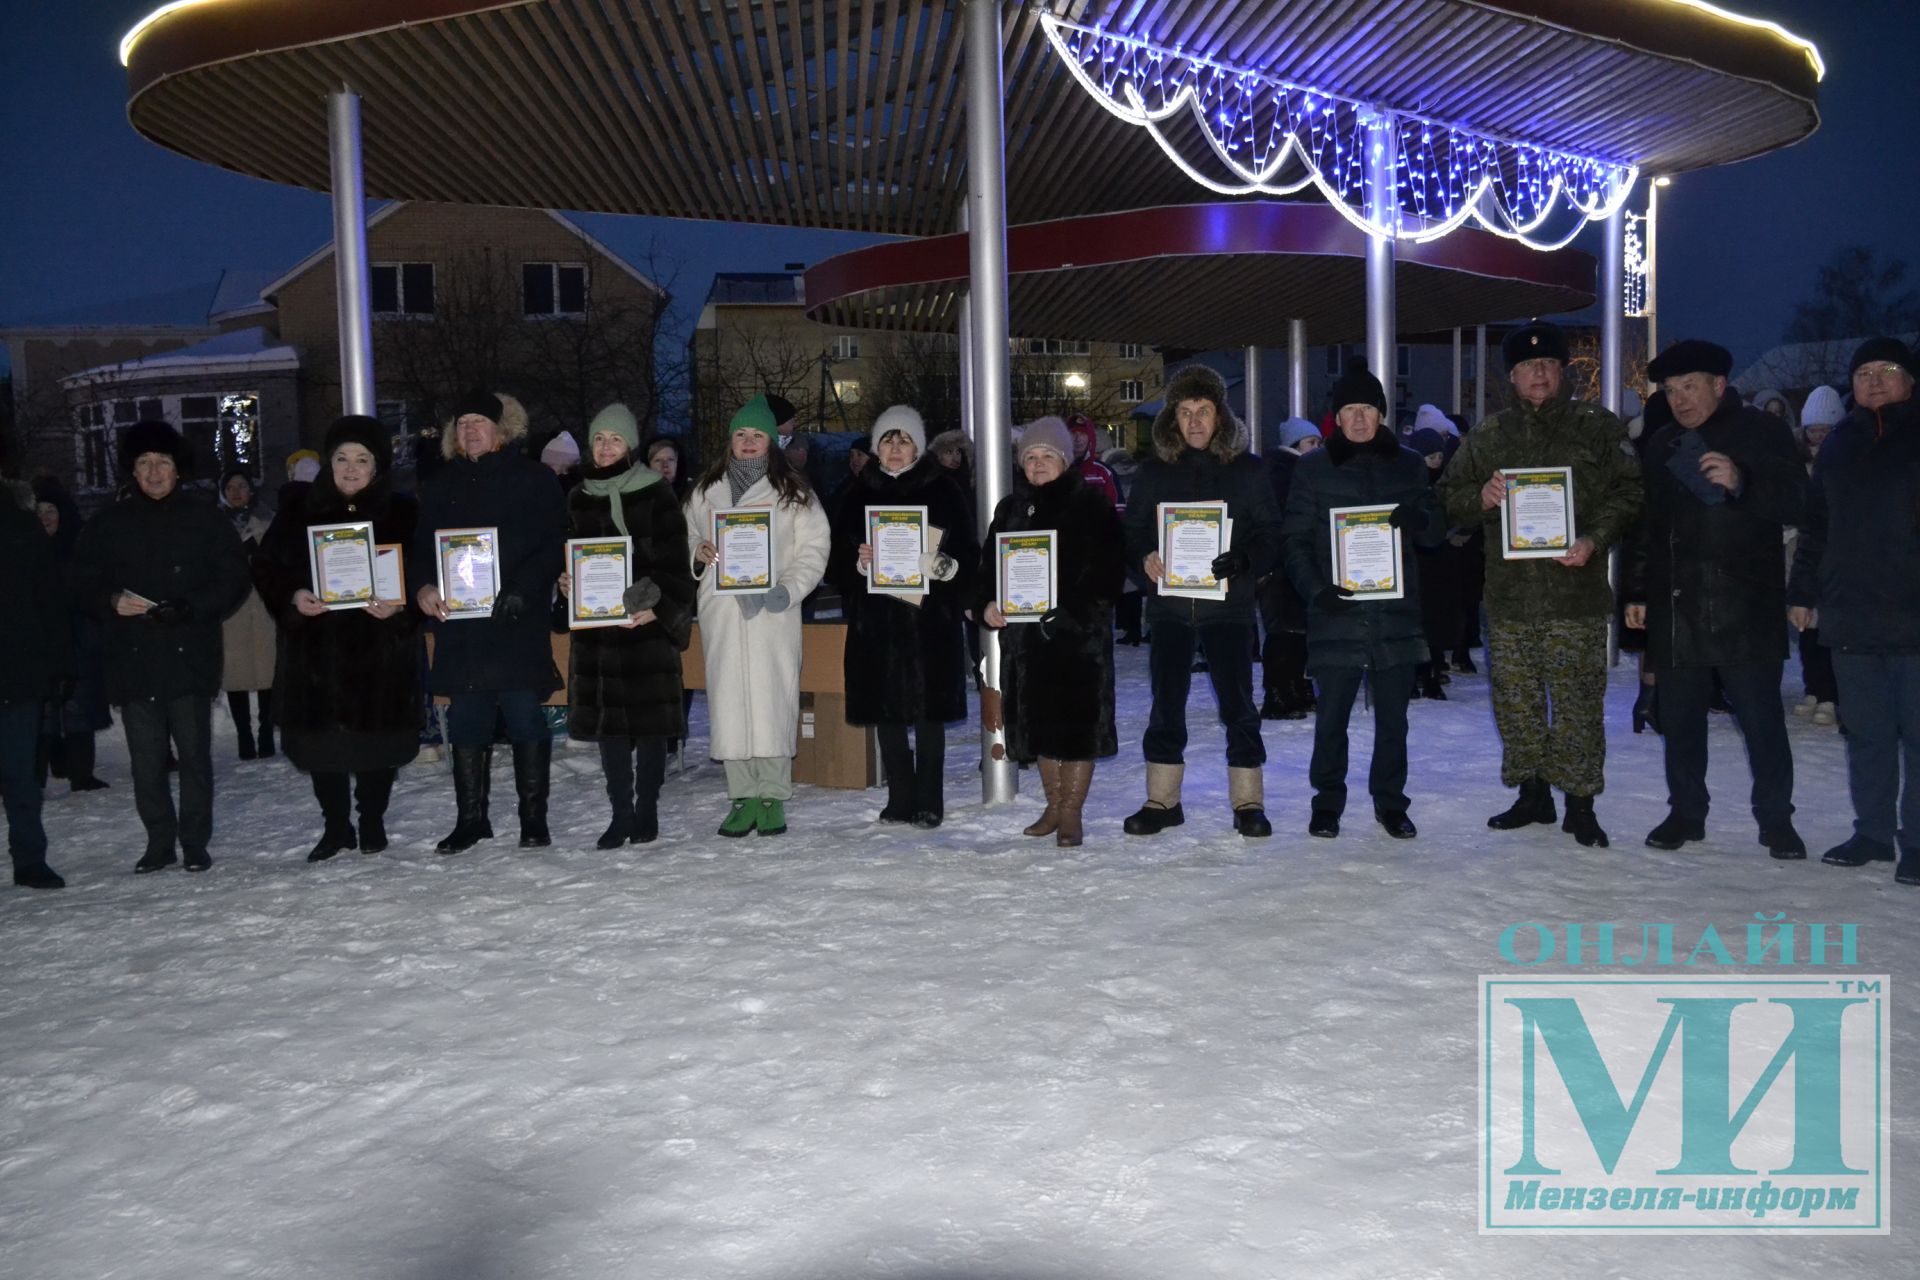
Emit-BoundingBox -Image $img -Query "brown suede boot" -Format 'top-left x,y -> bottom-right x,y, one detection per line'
1055,760 -> 1094,847
1023,758 -> 1063,837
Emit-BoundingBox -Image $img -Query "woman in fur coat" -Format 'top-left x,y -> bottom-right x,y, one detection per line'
977,417 -> 1124,846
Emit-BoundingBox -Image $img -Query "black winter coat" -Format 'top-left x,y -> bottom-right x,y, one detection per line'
0,507 -> 67,708
36,492 -> 111,731
69,489 -> 251,703
828,460 -> 979,725
1282,428 -> 1444,673
975,470 -> 1124,762
410,450 -> 568,695
564,470 -> 697,740
1789,398 -> 1920,654
1121,446 -> 1281,626
1628,392 -> 1806,668
254,481 -> 422,772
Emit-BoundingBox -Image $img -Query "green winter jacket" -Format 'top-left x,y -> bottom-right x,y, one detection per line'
1436,388 -> 1642,621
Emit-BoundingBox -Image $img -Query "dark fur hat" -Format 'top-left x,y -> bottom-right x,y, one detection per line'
324,414 -> 394,475
121,419 -> 190,476
1150,363 -> 1245,464
1502,322 -> 1570,369
1647,339 -> 1733,383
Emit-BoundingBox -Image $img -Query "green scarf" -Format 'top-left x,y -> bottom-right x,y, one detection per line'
578,458 -> 661,537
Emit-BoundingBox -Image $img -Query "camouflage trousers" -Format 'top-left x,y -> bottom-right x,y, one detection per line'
1487,617 -> 1609,797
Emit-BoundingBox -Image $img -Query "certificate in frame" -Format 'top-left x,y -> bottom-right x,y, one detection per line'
307,521 -> 378,611
568,537 -> 634,630
435,526 -> 499,619
373,544 -> 406,606
996,530 -> 1057,622
866,506 -> 930,595
1499,467 -> 1576,560
713,507 -> 775,594
1157,501 -> 1231,600
1327,504 -> 1404,601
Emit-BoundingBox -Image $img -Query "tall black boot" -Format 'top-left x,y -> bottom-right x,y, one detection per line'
256,690 -> 275,758
65,731 -> 109,790
597,738 -> 636,849
1488,778 -> 1556,829
633,738 -> 667,844
910,720 -> 946,829
876,723 -> 914,823
46,731 -> 68,780
513,737 -> 553,848
1562,794 -> 1610,848
356,768 -> 395,853
308,772 -> 357,861
229,690 -> 257,760
437,746 -> 494,854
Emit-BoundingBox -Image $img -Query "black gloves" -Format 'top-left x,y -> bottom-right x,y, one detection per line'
1210,548 -> 1251,579
623,578 -> 662,614
1038,608 -> 1084,641
494,593 -> 524,619
1388,501 -> 1430,532
146,599 -> 193,625
1315,584 -> 1357,614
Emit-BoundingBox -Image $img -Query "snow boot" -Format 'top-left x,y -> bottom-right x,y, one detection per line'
513,738 -> 553,848
1821,833 -> 1894,867
756,798 -> 788,836
1562,795 -> 1609,848
1054,761 -> 1093,848
1488,778 -> 1556,830
437,746 -> 494,854
1123,763 -> 1185,835
1229,766 -> 1272,838
1644,812 -> 1704,850
1024,758 -> 1063,837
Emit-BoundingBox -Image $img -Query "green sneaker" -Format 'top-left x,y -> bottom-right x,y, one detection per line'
755,798 -> 787,836
718,798 -> 756,838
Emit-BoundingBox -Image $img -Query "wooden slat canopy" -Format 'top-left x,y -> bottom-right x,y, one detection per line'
124,0 -> 1819,235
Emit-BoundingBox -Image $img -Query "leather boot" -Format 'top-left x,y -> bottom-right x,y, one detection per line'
633,738 -> 666,845
356,769 -> 394,854
308,772 -> 357,862
1229,766 -> 1272,837
437,746 -> 494,854
597,739 -> 636,849
1054,760 -> 1094,848
1024,758 -> 1063,837
1562,794 -> 1609,848
65,732 -> 109,791
513,737 -> 553,848
1488,778 -> 1556,829
1123,763 -> 1185,835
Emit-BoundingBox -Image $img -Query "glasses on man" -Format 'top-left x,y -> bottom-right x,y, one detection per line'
1854,363 -> 1908,381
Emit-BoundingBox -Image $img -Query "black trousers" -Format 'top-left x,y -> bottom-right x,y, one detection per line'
123,694 -> 214,853
877,719 -> 946,817
1309,665 -> 1416,815
1656,661 -> 1794,828
312,768 -> 397,830
1262,631 -> 1307,694
1145,617 -> 1265,768
1799,628 -> 1838,704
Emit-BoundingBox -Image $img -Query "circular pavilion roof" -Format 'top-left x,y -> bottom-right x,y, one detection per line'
803,202 -> 1596,346
123,1 -> 1820,236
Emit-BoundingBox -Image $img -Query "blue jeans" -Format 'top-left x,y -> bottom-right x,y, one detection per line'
1831,652 -> 1920,843
445,690 -> 548,747
0,702 -> 48,869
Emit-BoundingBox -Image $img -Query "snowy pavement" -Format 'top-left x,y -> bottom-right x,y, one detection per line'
4,648 -> 1912,1278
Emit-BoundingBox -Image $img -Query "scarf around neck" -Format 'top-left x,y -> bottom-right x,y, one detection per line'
727,455 -> 769,504
578,457 -> 660,537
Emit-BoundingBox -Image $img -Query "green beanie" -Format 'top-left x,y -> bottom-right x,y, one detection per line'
587,402 -> 639,452
728,394 -> 780,441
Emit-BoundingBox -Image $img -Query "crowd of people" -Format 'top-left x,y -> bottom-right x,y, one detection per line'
3,327 -> 1915,892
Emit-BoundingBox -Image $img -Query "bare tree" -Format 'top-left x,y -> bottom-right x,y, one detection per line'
1785,246 -> 1919,343
691,325 -> 827,460
1565,322 -> 1650,408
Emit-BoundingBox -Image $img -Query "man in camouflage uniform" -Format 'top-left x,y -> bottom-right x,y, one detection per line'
1437,322 -> 1643,846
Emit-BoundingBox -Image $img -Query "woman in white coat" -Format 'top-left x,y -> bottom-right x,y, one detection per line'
686,394 -> 830,837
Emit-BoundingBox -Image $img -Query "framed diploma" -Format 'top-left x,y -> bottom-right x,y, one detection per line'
306,521 -> 377,611
435,527 -> 499,619
1328,505 -> 1403,601
866,506 -> 930,594
1157,501 -> 1230,599
1499,467 -> 1576,559
996,531 -> 1057,622
713,507 -> 775,594
373,545 -> 405,606
568,537 -> 634,629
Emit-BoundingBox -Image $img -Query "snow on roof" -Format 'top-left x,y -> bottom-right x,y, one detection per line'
60,326 -> 299,388
208,268 -> 281,319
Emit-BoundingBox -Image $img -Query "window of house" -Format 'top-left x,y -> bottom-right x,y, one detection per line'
370,262 -> 436,316
76,404 -> 113,491
217,394 -> 262,481
1397,344 -> 1412,379
523,262 -> 589,317
1325,344 -> 1344,376
1119,343 -> 1142,360
832,379 -> 861,405
831,334 -> 859,361
1120,379 -> 1145,402
178,396 -> 220,474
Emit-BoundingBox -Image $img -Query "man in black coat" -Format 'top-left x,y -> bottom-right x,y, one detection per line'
0,493 -> 69,888
1119,364 -> 1282,837
70,421 -> 252,873
1626,340 -> 1807,857
1788,337 -> 1920,882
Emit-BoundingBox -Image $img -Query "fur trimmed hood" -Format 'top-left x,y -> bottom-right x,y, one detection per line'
1150,364 -> 1245,464
441,392 -> 531,460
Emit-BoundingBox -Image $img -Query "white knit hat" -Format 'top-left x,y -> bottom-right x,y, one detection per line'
1414,403 -> 1458,437
1799,385 -> 1844,429
870,404 -> 927,457
540,431 -> 581,467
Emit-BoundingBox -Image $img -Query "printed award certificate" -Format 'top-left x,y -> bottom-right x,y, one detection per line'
996,531 -> 1057,622
1158,501 -> 1230,600
306,521 -> 377,610
1499,467 -> 1575,559
435,527 -> 499,619
713,507 -> 774,594
568,537 -> 633,629
1328,505 -> 1403,601
865,506 -> 929,594
373,544 -> 406,605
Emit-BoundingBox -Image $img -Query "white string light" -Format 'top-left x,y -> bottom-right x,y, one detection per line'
1040,13 -> 1639,250
1623,213 -> 1650,317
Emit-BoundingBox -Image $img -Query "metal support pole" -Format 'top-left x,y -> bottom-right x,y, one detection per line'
328,91 -> 375,417
1645,179 -> 1664,362
1451,328 -> 1463,415
1287,318 -> 1308,420
1243,345 -> 1262,449
1363,110 -> 1397,401
1601,196 -> 1628,666
1474,325 -> 1488,423
964,0 -> 1015,806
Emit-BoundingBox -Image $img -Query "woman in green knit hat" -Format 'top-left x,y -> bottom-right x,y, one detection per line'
558,403 -> 698,847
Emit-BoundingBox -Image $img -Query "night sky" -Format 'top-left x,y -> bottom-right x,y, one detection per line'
3,0 -> 1913,381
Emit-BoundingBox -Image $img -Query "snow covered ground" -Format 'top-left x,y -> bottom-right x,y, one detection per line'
3,647 -> 1912,1278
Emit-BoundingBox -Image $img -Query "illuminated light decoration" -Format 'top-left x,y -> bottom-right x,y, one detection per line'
119,0 -> 231,67
1661,0 -> 1824,80
1622,213 -> 1650,318
1039,13 -> 1638,250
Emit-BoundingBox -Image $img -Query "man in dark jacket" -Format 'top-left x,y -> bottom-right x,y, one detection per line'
1119,363 -> 1282,836
1626,340 -> 1807,857
1437,323 -> 1643,847
1,493 -> 69,888
1788,336 -> 1920,883
70,421 -> 251,873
